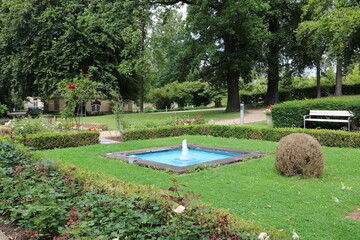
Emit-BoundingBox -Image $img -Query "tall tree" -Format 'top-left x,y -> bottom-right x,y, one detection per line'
150,0 -> 268,112
264,0 -> 306,105
0,0 -> 149,106
297,0 -> 360,96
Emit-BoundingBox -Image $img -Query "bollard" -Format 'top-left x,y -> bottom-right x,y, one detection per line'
240,103 -> 244,125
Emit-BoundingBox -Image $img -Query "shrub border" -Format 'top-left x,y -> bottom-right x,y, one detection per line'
23,131 -> 100,150
122,125 -> 360,148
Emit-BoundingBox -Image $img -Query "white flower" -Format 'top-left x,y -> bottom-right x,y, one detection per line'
258,232 -> 269,240
334,197 -> 340,203
292,232 -> 300,239
341,182 -> 352,190
173,205 -> 185,213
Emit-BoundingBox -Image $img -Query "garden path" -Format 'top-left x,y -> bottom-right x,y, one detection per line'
99,108 -> 266,144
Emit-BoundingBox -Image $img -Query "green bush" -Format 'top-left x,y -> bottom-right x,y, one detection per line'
272,96 -> 360,128
23,131 -> 99,150
0,103 -> 8,116
147,81 -> 214,109
122,125 -> 360,148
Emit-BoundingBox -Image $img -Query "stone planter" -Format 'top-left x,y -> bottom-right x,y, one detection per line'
266,115 -> 273,125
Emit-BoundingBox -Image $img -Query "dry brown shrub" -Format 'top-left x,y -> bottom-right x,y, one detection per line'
0,126 -> 12,135
275,133 -> 324,178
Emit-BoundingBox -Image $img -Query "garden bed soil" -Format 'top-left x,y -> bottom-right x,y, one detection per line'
0,216 -> 26,240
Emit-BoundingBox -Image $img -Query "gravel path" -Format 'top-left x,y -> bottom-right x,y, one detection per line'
214,108 -> 266,125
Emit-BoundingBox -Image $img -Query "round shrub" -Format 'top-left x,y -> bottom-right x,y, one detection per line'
275,133 -> 324,178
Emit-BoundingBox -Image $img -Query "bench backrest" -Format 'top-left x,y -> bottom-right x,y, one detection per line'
309,110 -> 354,117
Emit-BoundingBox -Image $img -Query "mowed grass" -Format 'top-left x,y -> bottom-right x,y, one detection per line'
82,110 -> 241,130
41,136 -> 360,240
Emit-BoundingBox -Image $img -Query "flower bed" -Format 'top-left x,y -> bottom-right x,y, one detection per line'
0,140 -> 284,239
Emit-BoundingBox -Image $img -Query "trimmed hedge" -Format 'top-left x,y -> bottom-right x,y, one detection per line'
272,96 -> 360,128
23,131 -> 100,150
240,84 -> 360,104
122,125 -> 360,148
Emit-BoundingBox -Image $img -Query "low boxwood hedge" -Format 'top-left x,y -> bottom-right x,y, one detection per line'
272,96 -> 360,128
122,125 -> 360,148
22,131 -> 100,150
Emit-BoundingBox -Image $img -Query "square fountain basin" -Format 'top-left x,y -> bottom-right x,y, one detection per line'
104,144 -> 266,173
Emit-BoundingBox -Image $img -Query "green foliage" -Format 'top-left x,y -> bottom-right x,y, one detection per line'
272,96 -> 360,128
0,140 -> 277,239
23,131 -> 100,150
147,81 -> 214,109
147,85 -> 173,110
344,64 -> 360,84
241,84 -> 360,104
0,104 -> 7,116
122,124 -> 360,148
297,0 -> 360,59
55,71 -> 102,123
0,0 -> 150,104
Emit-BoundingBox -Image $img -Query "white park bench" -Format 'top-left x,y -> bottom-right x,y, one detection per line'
303,110 -> 355,132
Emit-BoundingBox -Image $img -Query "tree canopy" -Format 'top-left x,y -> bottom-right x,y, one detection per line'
0,0 -> 359,111
0,0 -> 150,107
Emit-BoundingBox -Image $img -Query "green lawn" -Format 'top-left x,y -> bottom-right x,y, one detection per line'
82,110 -> 241,130
41,136 -> 360,240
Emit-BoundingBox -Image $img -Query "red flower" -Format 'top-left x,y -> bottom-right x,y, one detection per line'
267,105 -> 272,110
115,96 -> 122,99
68,82 -> 75,90
186,120 -> 192,123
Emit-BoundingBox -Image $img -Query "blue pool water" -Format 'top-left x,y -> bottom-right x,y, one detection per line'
134,148 -> 242,167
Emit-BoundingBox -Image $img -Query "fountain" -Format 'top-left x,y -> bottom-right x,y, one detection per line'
180,139 -> 189,160
104,139 -> 266,173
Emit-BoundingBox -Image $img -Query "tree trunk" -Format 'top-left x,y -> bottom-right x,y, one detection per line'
316,60 -> 321,98
334,60 -> 342,96
139,76 -> 144,112
139,9 -> 147,113
224,33 -> 240,112
225,70 -> 240,112
265,16 -> 280,106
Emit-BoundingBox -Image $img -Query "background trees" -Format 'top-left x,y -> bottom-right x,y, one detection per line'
0,0 -> 150,108
0,0 -> 359,112
297,0 -> 360,96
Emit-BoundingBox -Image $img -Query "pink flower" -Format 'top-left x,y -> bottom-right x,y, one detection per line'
174,205 -> 185,213
258,232 -> 270,240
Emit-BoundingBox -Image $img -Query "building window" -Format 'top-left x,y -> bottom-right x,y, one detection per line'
92,104 -> 101,113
